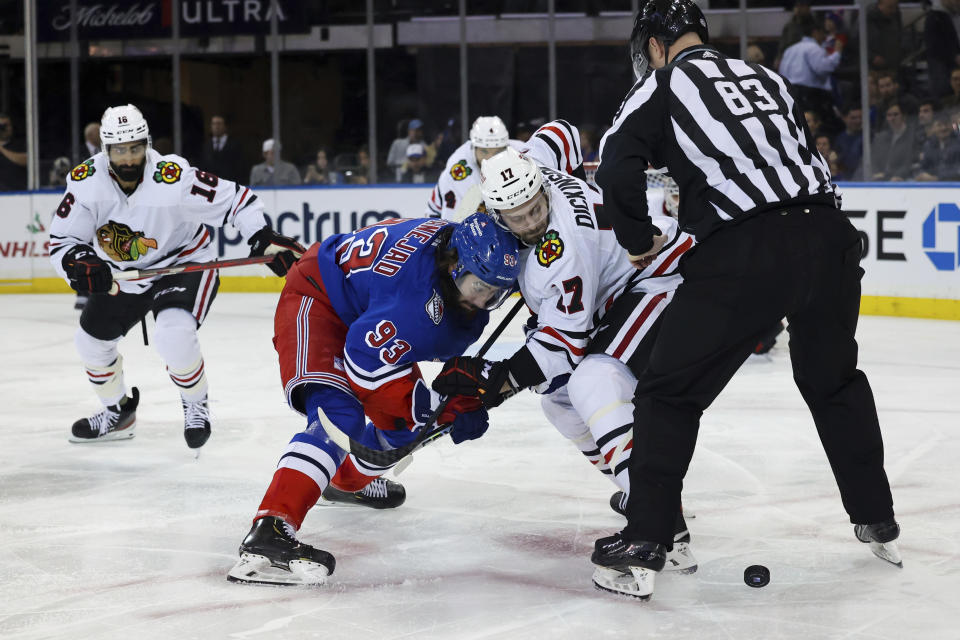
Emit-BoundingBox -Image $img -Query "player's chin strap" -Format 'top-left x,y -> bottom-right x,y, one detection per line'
322,296 -> 525,467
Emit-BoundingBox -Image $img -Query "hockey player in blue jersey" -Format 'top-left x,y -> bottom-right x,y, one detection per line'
227,213 -> 520,585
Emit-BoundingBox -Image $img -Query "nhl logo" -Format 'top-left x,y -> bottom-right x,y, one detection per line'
425,290 -> 445,325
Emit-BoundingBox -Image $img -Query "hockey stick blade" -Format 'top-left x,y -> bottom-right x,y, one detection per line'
112,255 -> 276,281
324,296 -> 525,466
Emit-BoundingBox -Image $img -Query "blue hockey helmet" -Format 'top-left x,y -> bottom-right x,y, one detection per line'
449,212 -> 521,310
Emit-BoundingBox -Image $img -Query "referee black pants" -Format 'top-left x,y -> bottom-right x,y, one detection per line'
623,204 -> 895,547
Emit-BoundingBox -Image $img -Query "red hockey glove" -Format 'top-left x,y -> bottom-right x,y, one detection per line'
62,245 -> 112,294
248,226 -> 307,277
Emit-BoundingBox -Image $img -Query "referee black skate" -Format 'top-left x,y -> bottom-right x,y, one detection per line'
591,0 -> 900,599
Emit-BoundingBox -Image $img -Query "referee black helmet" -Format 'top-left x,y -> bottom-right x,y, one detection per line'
629,0 -> 709,79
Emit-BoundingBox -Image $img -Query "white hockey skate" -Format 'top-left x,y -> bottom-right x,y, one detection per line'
855,519 -> 903,568
227,516 -> 335,586
69,388 -> 139,443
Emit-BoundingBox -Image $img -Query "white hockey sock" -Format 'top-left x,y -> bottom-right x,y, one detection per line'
568,354 -> 639,494
75,328 -> 126,406
541,389 -> 613,476
154,308 -> 208,402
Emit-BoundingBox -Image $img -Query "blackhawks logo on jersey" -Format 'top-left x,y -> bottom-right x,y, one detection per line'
96,220 -> 158,261
450,159 -> 472,181
70,159 -> 96,181
536,229 -> 564,267
153,160 -> 182,184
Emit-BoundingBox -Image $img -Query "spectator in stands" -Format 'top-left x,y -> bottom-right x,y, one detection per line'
386,118 -> 424,182
46,156 -> 72,188
941,68 -> 960,109
822,11 -> 848,55
515,121 -> 533,143
303,148 -> 342,185
425,129 -> 441,169
871,102 -> 918,181
436,118 -> 459,165
201,115 -> 245,184
876,71 -> 919,128
398,143 -> 436,184
924,0 -> 960,99
805,110 -> 823,139
779,17 -> 844,134
833,104 -> 864,180
916,99 -> 937,149
249,138 -> 301,186
746,43 -> 766,65
357,145 -> 371,178
915,111 -> 960,181
580,126 -> 599,163
0,113 -> 27,191
82,122 -> 100,159
815,134 -> 841,177
867,0 -> 903,72
774,0 -> 813,69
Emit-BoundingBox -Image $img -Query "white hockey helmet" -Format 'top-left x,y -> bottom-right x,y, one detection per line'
480,147 -> 543,212
470,116 -> 509,149
100,104 -> 151,153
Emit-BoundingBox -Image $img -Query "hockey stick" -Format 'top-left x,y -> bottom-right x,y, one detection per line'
322,295 -> 526,467
112,255 -> 276,281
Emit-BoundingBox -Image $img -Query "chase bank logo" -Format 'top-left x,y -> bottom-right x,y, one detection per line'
922,203 -> 960,271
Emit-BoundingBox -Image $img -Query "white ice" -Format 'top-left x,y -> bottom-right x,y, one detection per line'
2,293 -> 959,640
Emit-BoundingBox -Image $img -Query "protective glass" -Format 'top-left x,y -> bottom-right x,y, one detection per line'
454,272 -> 513,310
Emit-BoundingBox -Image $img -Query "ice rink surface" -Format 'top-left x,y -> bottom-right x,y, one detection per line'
2,293 -> 959,640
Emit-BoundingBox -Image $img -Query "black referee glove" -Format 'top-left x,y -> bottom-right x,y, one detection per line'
248,227 -> 307,277
62,245 -> 112,294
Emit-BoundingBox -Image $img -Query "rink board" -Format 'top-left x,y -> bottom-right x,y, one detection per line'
2,183 -> 959,320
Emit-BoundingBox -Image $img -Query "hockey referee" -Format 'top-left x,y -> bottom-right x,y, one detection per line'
591,0 -> 900,599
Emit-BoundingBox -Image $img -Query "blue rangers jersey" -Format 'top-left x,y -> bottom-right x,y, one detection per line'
313,217 -> 489,430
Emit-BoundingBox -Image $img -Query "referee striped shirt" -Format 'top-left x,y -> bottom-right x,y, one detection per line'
596,45 -> 837,253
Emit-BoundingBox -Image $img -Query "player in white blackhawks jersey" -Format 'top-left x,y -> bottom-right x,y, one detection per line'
431,147 -> 699,582
426,115 -> 584,220
49,104 -> 305,449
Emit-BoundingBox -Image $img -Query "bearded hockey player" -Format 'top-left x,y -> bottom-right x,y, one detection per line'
226,213 -> 520,586
427,115 -> 584,220
49,104 -> 305,449
431,148 -> 699,592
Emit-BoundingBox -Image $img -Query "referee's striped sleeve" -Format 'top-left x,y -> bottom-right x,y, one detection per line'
595,74 -> 663,256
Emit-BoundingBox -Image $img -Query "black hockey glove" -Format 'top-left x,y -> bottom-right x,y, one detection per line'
62,245 -> 112,294
432,356 -> 519,410
248,227 -> 307,277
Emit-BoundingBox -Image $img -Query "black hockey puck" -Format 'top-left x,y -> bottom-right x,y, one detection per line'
744,565 -> 770,588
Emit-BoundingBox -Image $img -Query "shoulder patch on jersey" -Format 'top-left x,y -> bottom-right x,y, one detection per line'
536,229 -> 564,267
96,220 -> 158,261
69,159 -> 96,182
425,289 -> 445,325
153,160 -> 182,184
450,159 -> 472,181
